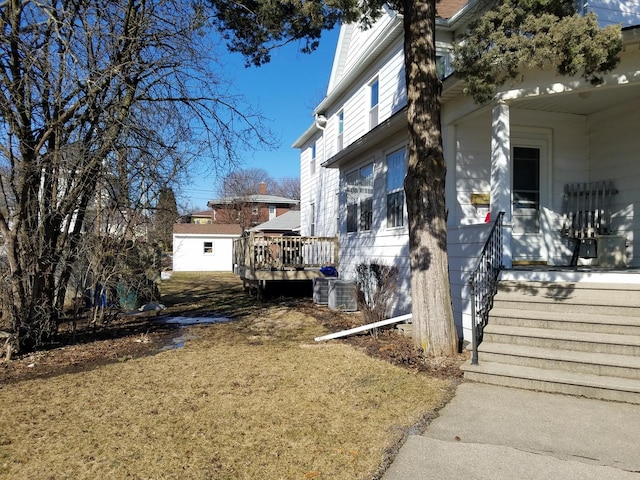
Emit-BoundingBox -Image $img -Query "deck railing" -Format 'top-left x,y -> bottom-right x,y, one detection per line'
233,233 -> 338,271
469,211 -> 505,365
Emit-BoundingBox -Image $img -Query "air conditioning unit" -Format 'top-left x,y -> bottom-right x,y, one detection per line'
328,280 -> 358,312
313,277 -> 330,305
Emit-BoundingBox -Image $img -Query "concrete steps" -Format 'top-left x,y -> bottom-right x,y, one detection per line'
463,276 -> 640,404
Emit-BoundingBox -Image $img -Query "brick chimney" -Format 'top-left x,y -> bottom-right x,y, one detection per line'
259,182 -> 267,195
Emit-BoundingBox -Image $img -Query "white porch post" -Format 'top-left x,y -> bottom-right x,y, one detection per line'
491,100 -> 512,268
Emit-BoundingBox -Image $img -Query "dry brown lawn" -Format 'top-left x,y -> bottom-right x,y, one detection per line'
0,273 -> 456,480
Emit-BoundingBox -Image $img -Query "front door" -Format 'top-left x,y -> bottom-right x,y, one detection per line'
511,138 -> 549,264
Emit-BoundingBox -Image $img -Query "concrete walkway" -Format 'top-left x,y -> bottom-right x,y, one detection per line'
382,382 -> 640,480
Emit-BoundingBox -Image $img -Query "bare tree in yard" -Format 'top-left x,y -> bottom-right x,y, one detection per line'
0,0 -> 270,352
210,0 -> 623,357
214,168 -> 272,227
271,177 -> 301,202
214,168 -> 299,227
218,168 -> 274,198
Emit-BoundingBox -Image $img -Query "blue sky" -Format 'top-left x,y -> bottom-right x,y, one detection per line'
183,28 -> 340,210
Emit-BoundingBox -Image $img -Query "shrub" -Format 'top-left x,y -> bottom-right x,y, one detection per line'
354,262 -> 399,326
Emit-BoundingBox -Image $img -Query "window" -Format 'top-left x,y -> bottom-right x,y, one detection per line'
369,78 -> 379,129
269,205 -> 276,220
203,241 -> 213,254
310,203 -> 315,236
337,110 -> 344,151
252,206 -> 259,216
310,142 -> 316,175
386,148 -> 407,228
346,163 -> 374,233
436,52 -> 453,79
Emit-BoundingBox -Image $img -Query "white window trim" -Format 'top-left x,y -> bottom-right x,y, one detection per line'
385,147 -> 407,230
345,162 -> 374,234
369,77 -> 379,129
337,110 -> 344,151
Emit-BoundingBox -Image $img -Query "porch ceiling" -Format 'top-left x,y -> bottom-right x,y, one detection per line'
511,82 -> 640,116
441,76 -> 640,117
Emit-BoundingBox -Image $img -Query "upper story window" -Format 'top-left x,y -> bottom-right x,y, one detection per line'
386,148 -> 407,229
369,78 -> 379,129
310,141 -> 317,175
346,163 -> 374,233
337,110 -> 344,151
269,205 -> 276,220
436,52 -> 454,79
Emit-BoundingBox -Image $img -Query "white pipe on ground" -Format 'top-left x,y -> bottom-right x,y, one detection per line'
314,313 -> 412,342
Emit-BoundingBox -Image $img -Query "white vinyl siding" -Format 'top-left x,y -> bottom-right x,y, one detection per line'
340,15 -> 398,75
580,0 -> 640,27
299,132 -> 340,238
322,43 -> 405,160
588,96 -> 640,266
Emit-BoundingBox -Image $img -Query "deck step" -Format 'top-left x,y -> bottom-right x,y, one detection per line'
462,361 -> 640,404
477,342 -> 640,379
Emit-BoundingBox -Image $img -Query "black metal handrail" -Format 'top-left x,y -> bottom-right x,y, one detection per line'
469,211 -> 505,365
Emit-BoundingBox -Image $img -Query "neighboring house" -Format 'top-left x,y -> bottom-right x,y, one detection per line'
294,0 -> 640,346
172,223 -> 242,272
250,210 -> 301,235
207,182 -> 299,230
190,210 -> 214,224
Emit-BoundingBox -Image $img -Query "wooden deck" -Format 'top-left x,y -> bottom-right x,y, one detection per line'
232,234 -> 338,293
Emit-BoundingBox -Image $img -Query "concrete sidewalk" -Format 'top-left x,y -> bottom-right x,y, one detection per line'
382,383 -> 640,480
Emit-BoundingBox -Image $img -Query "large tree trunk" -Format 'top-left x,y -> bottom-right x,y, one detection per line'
402,0 -> 458,356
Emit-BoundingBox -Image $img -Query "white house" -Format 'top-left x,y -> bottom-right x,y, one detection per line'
294,0 -> 640,345
172,223 -> 242,272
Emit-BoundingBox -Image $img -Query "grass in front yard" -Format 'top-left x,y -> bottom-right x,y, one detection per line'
0,273 -> 455,479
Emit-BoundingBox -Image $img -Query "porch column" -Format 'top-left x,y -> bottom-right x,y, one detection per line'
443,123 -> 457,226
491,100 -> 512,268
